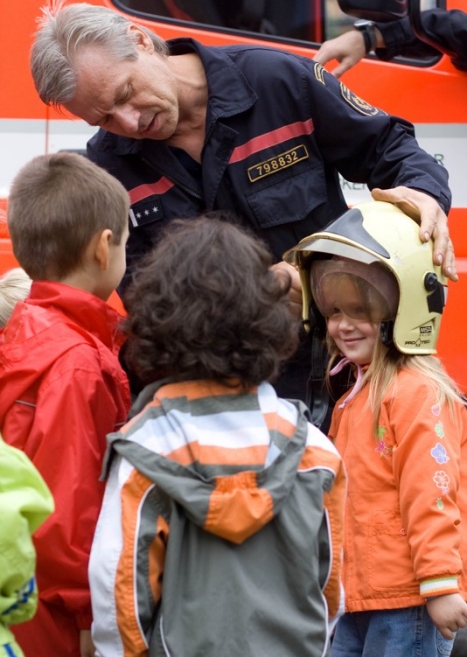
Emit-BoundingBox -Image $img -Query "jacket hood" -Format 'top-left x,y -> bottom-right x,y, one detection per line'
0,282 -> 122,424
107,380 -> 309,545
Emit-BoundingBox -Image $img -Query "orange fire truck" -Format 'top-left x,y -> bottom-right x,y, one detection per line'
1,0 -> 466,388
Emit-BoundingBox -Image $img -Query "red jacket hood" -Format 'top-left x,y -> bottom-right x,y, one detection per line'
0,281 -> 125,424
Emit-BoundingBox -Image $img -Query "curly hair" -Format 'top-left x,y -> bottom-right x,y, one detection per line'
123,214 -> 300,389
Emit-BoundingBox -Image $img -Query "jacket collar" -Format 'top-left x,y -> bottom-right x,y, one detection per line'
26,281 -> 123,351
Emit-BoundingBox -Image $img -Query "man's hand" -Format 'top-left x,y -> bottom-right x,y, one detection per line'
314,30 -> 367,78
271,261 -> 302,320
371,186 -> 458,282
80,629 -> 95,657
426,593 -> 467,640
315,27 -> 386,78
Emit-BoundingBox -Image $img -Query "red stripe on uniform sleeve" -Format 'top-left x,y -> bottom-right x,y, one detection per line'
129,178 -> 175,204
229,119 -> 314,164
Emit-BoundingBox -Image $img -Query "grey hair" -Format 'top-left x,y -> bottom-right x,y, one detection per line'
31,2 -> 169,107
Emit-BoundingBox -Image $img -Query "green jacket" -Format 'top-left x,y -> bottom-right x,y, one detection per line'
0,436 -> 53,657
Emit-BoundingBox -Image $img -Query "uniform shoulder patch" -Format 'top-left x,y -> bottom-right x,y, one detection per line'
313,62 -> 326,85
340,83 -> 384,116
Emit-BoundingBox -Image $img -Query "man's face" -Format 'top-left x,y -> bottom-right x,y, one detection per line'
64,31 -> 180,140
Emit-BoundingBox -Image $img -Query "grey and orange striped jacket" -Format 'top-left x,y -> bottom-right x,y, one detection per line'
89,379 -> 346,657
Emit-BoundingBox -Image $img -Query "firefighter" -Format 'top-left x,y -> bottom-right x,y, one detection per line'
30,2 -> 456,423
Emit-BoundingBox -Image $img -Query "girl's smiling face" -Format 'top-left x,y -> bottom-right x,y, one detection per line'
320,275 -> 380,365
310,257 -> 399,365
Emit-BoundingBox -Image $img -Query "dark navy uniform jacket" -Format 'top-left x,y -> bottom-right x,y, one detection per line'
87,38 -> 450,411
88,38 -> 450,290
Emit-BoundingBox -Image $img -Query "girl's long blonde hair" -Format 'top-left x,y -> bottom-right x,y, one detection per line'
325,330 -> 465,437
0,268 -> 32,328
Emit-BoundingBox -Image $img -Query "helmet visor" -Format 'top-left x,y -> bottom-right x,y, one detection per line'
310,257 -> 399,322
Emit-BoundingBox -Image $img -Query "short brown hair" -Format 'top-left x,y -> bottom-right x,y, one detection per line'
8,152 -> 129,280
123,214 -> 300,389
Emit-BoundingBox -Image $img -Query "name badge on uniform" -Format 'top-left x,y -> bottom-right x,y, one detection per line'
247,144 -> 309,183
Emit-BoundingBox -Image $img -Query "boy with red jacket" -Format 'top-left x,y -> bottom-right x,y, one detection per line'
0,152 -> 131,657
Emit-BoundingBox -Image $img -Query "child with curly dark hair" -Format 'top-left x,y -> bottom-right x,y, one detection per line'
88,214 -> 346,657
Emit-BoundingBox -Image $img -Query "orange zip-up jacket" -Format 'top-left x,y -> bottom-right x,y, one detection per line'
329,367 -> 467,612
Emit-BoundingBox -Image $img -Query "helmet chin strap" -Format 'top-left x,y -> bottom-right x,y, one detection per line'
306,300 -> 327,339
306,326 -> 333,431
380,320 -> 394,347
